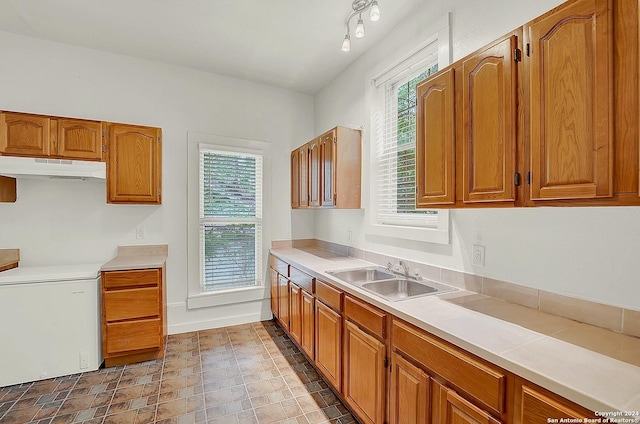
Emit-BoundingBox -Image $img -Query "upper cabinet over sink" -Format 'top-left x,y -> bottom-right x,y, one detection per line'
291,126 -> 361,209
416,0 -> 639,208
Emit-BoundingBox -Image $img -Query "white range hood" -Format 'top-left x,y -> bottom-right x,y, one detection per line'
0,156 -> 106,181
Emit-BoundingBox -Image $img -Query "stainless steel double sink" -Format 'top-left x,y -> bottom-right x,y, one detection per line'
326,266 -> 456,302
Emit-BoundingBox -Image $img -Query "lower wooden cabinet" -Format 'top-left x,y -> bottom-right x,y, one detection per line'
270,268 -> 278,318
389,352 -> 430,424
343,320 -> 386,424
277,274 -> 290,331
289,283 -> 302,344
434,380 -> 503,424
300,289 -> 315,359
518,382 -> 595,424
315,299 -> 342,391
101,268 -> 165,367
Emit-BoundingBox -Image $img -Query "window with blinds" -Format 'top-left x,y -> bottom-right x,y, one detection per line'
199,148 -> 263,291
375,46 -> 439,227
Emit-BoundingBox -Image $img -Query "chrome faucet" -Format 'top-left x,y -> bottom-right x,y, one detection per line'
399,260 -> 410,278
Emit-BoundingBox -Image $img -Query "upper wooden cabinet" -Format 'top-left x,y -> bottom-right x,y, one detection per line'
0,112 -> 51,157
291,126 -> 361,209
462,35 -> 518,204
416,69 -> 456,206
527,0 -> 613,201
417,32 -> 519,208
0,112 -> 104,160
106,123 -> 162,204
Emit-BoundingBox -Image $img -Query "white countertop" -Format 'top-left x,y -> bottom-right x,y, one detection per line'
271,247 -> 640,413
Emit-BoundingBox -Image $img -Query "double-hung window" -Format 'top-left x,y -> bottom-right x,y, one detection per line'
198,148 -> 263,292
368,16 -> 451,244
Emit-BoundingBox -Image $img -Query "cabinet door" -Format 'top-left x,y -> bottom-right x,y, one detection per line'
301,290 -> 315,360
0,112 -> 51,156
343,321 -> 385,424
107,124 -> 162,204
315,300 -> 342,391
321,130 -> 336,207
528,0 -> 613,200
270,269 -> 279,319
291,150 -> 300,208
56,119 -> 104,160
278,275 -> 290,331
299,146 -> 309,207
389,352 -> 429,424
309,138 -> 321,207
434,381 -> 502,424
105,318 -> 161,355
289,283 -> 302,344
462,36 -> 517,203
416,69 -> 456,206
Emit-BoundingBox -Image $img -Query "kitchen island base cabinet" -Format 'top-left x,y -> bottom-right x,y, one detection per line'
101,268 -> 166,367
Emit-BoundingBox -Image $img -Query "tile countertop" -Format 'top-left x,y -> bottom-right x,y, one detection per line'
270,247 -> 640,413
101,244 -> 168,271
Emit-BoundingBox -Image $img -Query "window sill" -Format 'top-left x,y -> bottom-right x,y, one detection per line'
187,285 -> 267,309
366,212 -> 450,245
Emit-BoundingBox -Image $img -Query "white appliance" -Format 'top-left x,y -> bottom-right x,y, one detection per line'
0,264 -> 103,387
0,156 -> 106,181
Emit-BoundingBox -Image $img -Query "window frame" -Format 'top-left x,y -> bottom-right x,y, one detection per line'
365,13 -> 452,245
187,132 -> 272,309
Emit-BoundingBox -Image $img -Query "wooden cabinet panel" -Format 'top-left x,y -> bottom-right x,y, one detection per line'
435,381 -> 502,424
0,112 -> 50,156
528,0 -> 613,201
309,138 -> 321,207
56,119 -> 103,160
519,384 -> 592,423
289,283 -> 302,344
105,318 -> 161,355
343,320 -> 385,424
316,280 -> 342,311
321,129 -> 336,207
344,295 -> 386,339
269,255 -> 289,276
301,289 -> 315,360
416,69 -> 456,206
392,319 -> 506,415
315,300 -> 342,391
103,268 -> 160,289
291,150 -> 300,208
104,287 -> 159,321
289,266 -> 314,293
0,176 -> 16,203
299,145 -> 309,207
462,35 -> 517,203
107,123 -> 161,204
278,275 -> 290,331
389,352 -> 430,424
270,268 -> 278,319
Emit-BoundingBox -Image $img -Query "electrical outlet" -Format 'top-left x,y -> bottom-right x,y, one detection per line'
472,244 -> 485,267
136,225 -> 145,239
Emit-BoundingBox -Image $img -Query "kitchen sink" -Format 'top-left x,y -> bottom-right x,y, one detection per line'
361,278 -> 457,302
326,267 -> 395,284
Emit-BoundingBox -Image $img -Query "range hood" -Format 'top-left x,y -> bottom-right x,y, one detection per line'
0,156 -> 106,181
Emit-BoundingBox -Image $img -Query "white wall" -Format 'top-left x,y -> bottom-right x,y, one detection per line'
314,0 -> 640,311
0,31 -> 315,332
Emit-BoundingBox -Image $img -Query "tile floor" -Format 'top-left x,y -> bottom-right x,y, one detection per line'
0,321 -> 356,424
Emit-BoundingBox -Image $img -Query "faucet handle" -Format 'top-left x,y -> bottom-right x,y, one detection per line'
386,262 -> 394,272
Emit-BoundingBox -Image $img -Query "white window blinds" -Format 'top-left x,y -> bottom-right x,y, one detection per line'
199,148 -> 263,291
374,42 -> 439,227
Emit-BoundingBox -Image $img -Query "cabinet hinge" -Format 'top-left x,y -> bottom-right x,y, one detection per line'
514,172 -> 521,186
526,171 -> 531,185
384,357 -> 388,368
333,137 -> 337,143
102,130 -> 105,137
333,193 -> 337,203
101,145 -> 105,153
157,136 -> 161,143
158,189 -> 161,196
526,43 -> 530,57
514,48 -> 522,62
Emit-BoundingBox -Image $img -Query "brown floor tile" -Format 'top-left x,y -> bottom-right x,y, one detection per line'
104,409 -> 138,424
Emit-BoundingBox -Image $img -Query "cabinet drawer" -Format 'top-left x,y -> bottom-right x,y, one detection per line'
104,287 -> 160,322
344,295 -> 386,339
289,266 -> 314,293
269,255 -> 289,276
105,318 -> 161,355
316,279 -> 342,311
103,269 -> 160,289
392,319 -> 506,415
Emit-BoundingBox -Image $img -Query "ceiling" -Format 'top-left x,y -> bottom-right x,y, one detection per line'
0,0 -> 425,95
